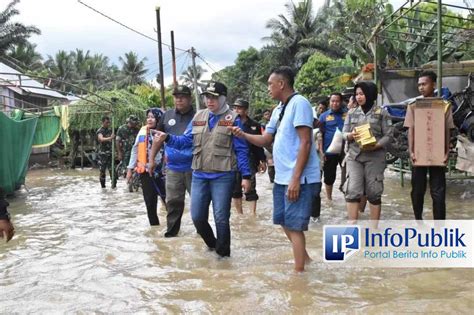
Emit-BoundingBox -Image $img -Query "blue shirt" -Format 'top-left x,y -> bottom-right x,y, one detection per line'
319,108 -> 347,155
266,94 -> 320,185
159,108 -> 195,172
167,113 -> 251,179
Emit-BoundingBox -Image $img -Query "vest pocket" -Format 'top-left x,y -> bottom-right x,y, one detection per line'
214,128 -> 232,148
212,148 -> 232,171
192,127 -> 204,147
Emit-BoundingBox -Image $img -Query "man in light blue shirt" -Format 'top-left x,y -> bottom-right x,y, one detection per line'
229,66 -> 321,272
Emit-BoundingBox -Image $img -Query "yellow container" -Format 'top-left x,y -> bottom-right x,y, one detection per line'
354,123 -> 377,148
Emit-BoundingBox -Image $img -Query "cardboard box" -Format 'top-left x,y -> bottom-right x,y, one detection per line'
413,98 -> 446,166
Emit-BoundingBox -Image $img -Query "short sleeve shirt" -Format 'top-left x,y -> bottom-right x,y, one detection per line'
319,108 -> 347,154
96,127 -> 112,153
266,94 -> 320,185
404,98 -> 455,130
116,124 -> 139,154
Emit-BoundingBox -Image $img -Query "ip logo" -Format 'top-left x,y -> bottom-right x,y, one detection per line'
324,225 -> 360,262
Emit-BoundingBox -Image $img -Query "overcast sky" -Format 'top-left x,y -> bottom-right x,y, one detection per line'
8,0 -> 469,85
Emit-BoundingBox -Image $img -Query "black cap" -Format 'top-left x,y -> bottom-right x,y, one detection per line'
201,81 -> 227,97
172,85 -> 192,96
233,98 -> 249,108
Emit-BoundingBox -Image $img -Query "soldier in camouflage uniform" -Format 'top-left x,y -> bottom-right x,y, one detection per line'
96,116 -> 117,188
343,81 -> 393,221
116,115 -> 140,177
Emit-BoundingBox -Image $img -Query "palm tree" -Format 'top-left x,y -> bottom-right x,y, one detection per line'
6,42 -> 43,71
180,65 -> 207,88
44,50 -> 75,92
71,49 -> 91,79
0,0 -> 40,55
263,0 -> 318,68
84,53 -> 111,91
118,51 -> 148,87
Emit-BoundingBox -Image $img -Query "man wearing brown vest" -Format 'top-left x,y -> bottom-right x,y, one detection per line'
154,82 -> 251,258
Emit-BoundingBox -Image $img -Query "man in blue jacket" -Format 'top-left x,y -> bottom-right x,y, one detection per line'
318,92 -> 347,201
153,82 -> 251,258
149,85 -> 195,237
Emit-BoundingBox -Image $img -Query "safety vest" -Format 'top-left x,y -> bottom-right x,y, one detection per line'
135,126 -> 149,174
191,109 -> 237,172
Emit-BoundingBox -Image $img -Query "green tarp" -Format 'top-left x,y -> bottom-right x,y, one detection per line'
0,112 -> 38,194
31,113 -> 61,148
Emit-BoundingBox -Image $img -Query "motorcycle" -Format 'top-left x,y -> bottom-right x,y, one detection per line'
115,161 -> 141,192
452,73 -> 473,142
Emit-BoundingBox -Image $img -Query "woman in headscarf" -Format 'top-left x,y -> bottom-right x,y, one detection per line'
342,81 -> 393,221
127,108 -> 166,226
151,81 -> 251,258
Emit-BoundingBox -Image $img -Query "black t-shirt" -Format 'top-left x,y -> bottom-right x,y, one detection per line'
158,107 -> 196,135
241,117 -> 266,167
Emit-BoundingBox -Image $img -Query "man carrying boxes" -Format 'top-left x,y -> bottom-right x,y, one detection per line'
404,70 -> 455,220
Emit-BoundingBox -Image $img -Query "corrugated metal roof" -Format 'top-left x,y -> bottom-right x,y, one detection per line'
0,62 -> 67,99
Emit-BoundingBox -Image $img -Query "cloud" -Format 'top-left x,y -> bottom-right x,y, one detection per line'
13,0 -> 330,86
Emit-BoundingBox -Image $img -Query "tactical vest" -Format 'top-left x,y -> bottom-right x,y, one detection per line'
191,109 -> 237,172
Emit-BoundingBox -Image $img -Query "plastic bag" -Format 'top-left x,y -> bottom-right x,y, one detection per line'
326,128 -> 344,154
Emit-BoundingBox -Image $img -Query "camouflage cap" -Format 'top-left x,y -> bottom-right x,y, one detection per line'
127,115 -> 140,124
233,98 -> 249,108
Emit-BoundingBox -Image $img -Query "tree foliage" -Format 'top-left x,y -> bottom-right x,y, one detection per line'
295,53 -> 352,102
212,47 -> 275,113
6,42 -> 42,70
68,90 -> 149,131
119,51 -> 148,87
0,0 -> 40,55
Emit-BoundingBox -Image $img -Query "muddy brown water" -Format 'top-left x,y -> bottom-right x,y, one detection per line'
1,168 -> 473,313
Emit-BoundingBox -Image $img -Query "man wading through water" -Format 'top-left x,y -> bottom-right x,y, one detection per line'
149,85 -> 196,237
230,67 -> 321,272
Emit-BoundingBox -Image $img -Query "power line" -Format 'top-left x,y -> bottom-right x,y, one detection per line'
77,0 -> 190,52
196,54 -> 253,88
146,51 -> 188,80
196,53 -> 270,99
178,52 -> 190,77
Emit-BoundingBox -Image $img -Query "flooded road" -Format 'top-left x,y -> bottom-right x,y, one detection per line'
1,168 -> 473,313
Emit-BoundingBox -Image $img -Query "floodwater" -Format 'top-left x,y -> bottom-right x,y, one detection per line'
1,168 -> 473,313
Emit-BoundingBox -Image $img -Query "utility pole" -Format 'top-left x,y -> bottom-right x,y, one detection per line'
436,0 -> 443,92
171,31 -> 177,88
155,7 -> 166,110
190,47 -> 200,109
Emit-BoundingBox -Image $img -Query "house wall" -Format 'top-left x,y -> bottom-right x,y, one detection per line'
1,88 -> 15,112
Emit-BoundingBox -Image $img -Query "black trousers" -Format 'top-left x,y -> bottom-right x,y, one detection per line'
311,171 -> 323,218
140,173 -> 167,226
323,154 -> 344,186
411,166 -> 446,220
268,166 -> 275,183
